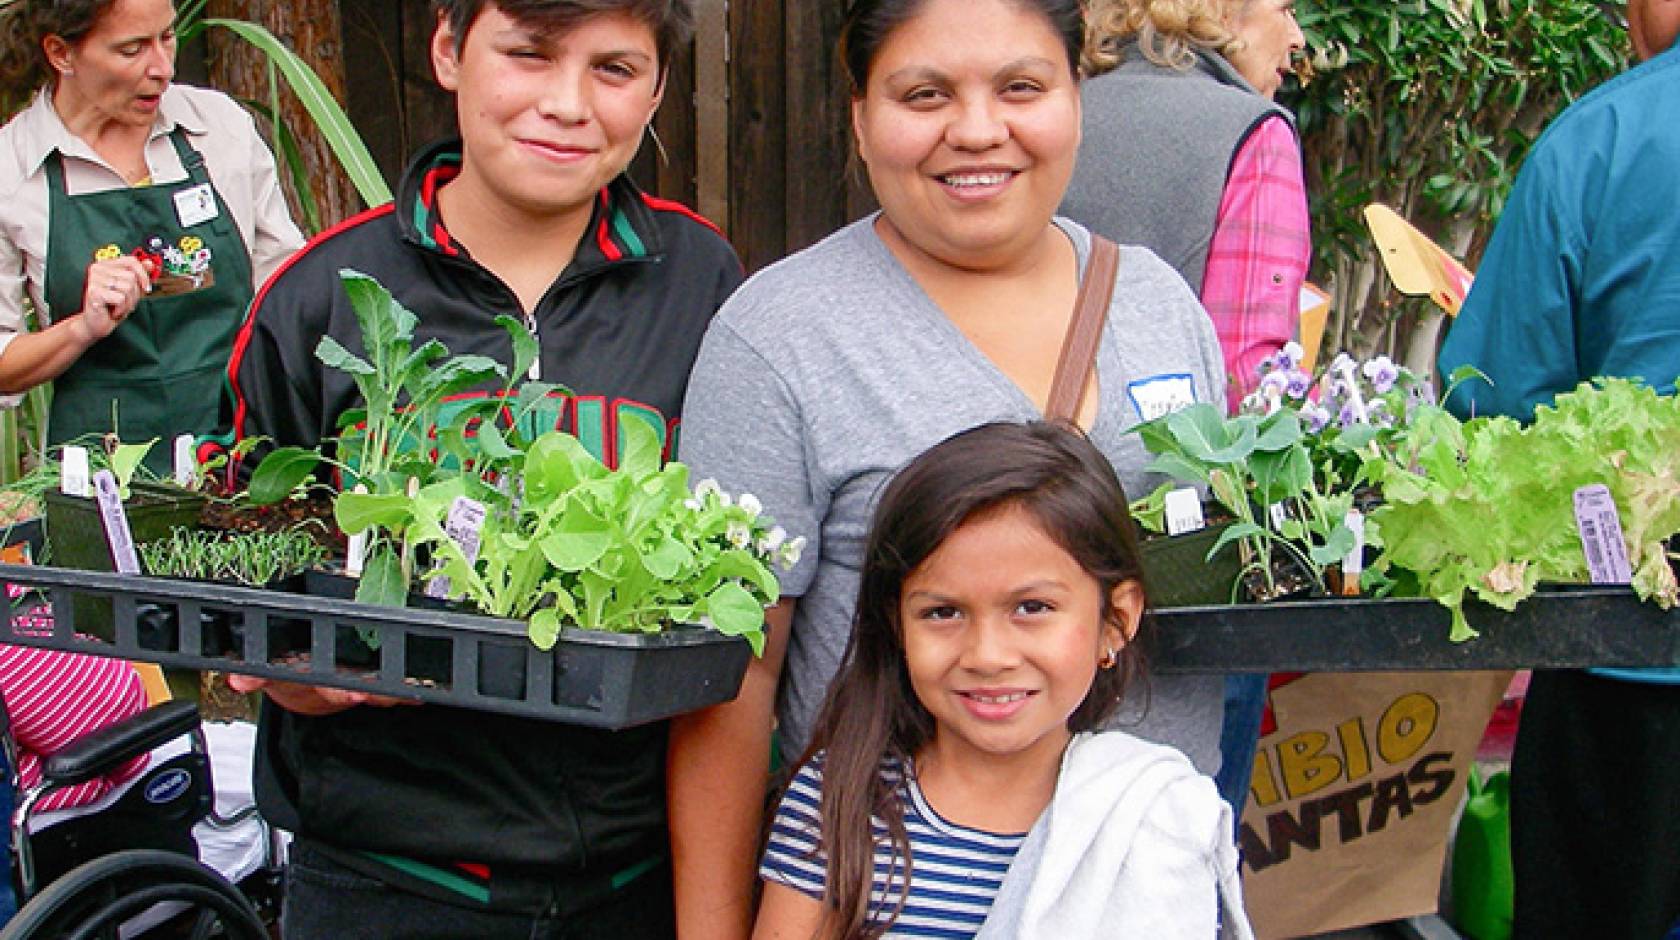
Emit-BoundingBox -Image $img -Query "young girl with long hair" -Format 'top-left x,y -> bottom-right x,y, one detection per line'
755,422 -> 1251,940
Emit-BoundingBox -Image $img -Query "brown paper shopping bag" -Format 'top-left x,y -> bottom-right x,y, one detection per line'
1238,671 -> 1510,937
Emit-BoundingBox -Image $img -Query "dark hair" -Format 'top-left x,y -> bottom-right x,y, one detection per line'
838,0 -> 1084,95
432,0 -> 694,75
800,420 -> 1151,939
0,0 -> 121,93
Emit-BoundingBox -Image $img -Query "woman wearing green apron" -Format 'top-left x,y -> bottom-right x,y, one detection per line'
0,0 -> 303,472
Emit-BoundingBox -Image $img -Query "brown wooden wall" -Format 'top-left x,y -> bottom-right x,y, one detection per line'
334,0 -> 870,273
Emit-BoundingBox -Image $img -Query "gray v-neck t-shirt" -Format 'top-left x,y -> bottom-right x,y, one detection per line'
680,215 -> 1229,773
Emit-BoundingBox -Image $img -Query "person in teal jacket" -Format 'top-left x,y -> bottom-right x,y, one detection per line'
1437,1 -> 1680,934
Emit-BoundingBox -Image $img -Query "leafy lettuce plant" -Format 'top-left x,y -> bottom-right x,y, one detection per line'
1364,377 -> 1680,640
401,417 -> 797,656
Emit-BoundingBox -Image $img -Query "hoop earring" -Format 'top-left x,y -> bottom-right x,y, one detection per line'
645,123 -> 669,167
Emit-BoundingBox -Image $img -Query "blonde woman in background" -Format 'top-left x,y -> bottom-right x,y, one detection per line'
1059,0 -> 1309,819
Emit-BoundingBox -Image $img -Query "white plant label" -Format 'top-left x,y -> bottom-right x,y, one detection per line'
173,434 -> 197,488
61,445 -> 90,497
1336,359 -> 1370,424
1269,502 -> 1290,530
344,484 -> 369,578
1337,510 -> 1364,597
1342,509 -> 1367,577
1573,483 -> 1632,584
92,470 -> 141,574
1164,487 -> 1206,536
426,497 -> 487,598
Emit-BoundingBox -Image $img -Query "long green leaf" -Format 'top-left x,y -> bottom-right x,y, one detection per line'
356,545 -> 409,609
201,19 -> 393,209
239,98 -> 321,232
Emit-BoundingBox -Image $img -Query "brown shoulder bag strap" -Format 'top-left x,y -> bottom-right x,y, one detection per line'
1045,235 -> 1120,423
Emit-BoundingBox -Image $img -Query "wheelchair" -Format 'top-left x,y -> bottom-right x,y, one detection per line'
1,692 -> 272,939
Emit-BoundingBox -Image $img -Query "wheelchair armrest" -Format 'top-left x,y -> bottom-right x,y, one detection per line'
42,700 -> 200,789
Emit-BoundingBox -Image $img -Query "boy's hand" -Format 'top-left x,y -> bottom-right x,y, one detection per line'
227,674 -> 418,716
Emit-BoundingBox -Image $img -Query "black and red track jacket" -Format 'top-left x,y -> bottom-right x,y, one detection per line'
225,138 -> 743,913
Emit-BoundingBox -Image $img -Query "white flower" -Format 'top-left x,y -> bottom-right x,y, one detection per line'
683,498 -> 701,510
694,478 -> 722,502
726,521 -> 752,549
779,536 -> 808,567
738,493 -> 763,518
1280,341 -> 1305,367
757,525 -> 787,554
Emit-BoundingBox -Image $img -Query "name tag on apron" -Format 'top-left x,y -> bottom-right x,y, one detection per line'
1127,373 -> 1197,421
173,183 -> 219,228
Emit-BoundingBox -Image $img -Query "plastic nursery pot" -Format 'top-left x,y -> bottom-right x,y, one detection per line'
303,567 -> 528,697
43,482 -> 207,641
1140,520 -> 1243,608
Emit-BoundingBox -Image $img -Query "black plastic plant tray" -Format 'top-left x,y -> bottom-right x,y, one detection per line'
1149,585 -> 1680,673
0,563 -> 751,729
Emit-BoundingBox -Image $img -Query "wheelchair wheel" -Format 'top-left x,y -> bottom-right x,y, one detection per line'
0,849 -> 268,940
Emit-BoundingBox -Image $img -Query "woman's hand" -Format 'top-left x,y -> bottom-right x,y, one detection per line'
73,256 -> 153,344
225,673 -> 419,717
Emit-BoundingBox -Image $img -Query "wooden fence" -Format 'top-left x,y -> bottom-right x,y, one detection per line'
335,0 -> 872,273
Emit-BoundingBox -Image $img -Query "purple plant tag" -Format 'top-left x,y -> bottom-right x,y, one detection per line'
426,496 -> 487,598
93,470 -> 140,575
1573,484 -> 1632,584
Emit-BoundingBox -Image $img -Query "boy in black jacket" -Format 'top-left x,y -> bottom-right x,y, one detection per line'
225,2 -> 741,937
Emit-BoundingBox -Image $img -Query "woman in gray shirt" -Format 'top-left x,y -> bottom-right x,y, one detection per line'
667,1 -> 1227,934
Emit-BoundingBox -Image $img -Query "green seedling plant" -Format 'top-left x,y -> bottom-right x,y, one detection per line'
1133,402 -> 1348,600
1363,376 -> 1680,640
248,269 -> 545,607
140,526 -> 328,587
403,416 -> 799,657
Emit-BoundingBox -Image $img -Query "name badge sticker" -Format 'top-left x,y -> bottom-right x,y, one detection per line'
1127,373 -> 1197,422
173,183 -> 219,228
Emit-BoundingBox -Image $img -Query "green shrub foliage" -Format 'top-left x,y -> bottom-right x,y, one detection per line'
1288,0 -> 1628,364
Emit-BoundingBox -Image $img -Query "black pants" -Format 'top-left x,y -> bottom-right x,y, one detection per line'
282,842 -> 675,940
1512,670 -> 1680,939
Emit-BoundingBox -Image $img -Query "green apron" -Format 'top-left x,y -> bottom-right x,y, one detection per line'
42,129 -> 254,475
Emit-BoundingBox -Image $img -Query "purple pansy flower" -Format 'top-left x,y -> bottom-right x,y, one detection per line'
1303,403 -> 1332,433
1362,356 -> 1400,394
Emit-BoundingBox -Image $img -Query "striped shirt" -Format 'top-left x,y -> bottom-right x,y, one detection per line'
1199,114 -> 1312,408
761,756 -> 1025,938
0,643 -> 149,810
